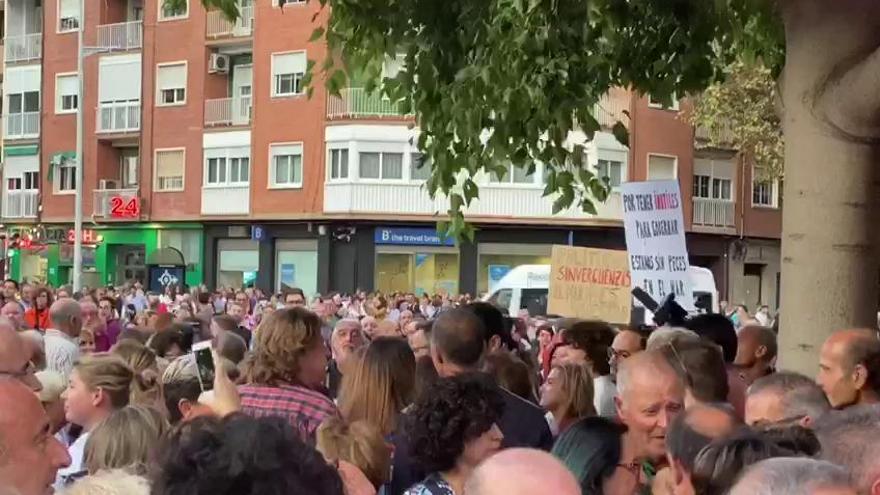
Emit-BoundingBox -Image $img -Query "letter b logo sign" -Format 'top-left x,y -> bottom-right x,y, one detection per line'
382,230 -> 390,241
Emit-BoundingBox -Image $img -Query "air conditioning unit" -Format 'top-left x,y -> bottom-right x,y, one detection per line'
99,179 -> 119,190
209,53 -> 230,74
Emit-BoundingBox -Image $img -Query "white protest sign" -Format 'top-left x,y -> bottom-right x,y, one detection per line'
621,180 -> 694,310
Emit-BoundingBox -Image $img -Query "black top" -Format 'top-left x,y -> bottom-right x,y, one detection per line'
387,379 -> 553,495
231,325 -> 252,347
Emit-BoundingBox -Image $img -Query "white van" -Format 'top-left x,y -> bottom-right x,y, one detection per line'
484,264 -> 719,319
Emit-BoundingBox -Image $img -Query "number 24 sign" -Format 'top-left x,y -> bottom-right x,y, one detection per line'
109,196 -> 141,219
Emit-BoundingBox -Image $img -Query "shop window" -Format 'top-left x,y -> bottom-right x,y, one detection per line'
217,240 -> 259,288
159,230 -> 201,268
375,251 -> 459,295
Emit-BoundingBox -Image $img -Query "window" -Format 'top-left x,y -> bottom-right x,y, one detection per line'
7,172 -> 38,191
693,174 -> 732,200
411,152 -> 431,181
272,0 -> 305,6
55,74 -> 78,113
58,0 -> 80,31
359,152 -> 403,180
596,159 -> 624,187
270,143 -> 303,188
156,63 -> 187,106
205,149 -> 249,187
159,0 -> 187,20
329,149 -> 349,180
648,93 -> 679,111
8,91 -> 40,114
753,180 -> 776,207
693,175 -> 710,198
58,160 -> 76,192
271,52 -> 306,97
712,178 -> 731,200
647,155 -> 677,180
155,149 -> 185,191
491,164 -> 536,184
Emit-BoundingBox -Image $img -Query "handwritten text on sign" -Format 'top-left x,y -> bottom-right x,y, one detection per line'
548,245 -> 632,323
621,180 -> 694,309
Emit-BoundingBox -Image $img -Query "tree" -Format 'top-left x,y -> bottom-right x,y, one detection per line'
201,0 -> 880,373
689,59 -> 784,180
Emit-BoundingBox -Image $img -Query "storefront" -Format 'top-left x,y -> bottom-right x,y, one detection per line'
37,224 -> 204,288
476,243 -> 553,296
374,227 -> 460,295
205,224 -> 320,296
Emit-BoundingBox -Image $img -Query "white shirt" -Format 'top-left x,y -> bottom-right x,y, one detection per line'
55,431 -> 89,489
594,375 -> 618,417
44,329 -> 80,381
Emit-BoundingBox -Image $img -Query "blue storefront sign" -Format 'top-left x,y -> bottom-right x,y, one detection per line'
251,225 -> 267,242
374,227 -> 455,247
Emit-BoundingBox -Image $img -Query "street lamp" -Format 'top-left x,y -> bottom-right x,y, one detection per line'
72,0 -> 113,293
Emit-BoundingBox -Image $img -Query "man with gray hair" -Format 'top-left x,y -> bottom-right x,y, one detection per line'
646,326 -> 700,351
0,319 -> 41,391
745,371 -> 831,427
19,329 -> 46,371
0,301 -> 25,331
44,299 -> 82,379
815,404 -> 880,495
728,457 -> 855,495
327,318 -> 365,398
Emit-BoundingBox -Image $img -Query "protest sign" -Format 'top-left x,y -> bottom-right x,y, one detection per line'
621,180 -> 694,309
548,245 -> 631,323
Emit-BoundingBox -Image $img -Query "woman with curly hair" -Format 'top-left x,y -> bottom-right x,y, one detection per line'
404,373 -> 505,495
238,307 -> 336,443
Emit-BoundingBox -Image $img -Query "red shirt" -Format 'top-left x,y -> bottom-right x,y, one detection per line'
24,307 -> 51,331
238,383 -> 337,443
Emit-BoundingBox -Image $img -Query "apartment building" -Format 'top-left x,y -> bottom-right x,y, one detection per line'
1,0 -> 782,308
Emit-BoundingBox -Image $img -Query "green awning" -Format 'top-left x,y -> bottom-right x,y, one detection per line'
50,151 -> 76,165
4,145 -> 39,157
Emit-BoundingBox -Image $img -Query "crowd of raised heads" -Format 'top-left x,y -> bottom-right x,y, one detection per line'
0,279 -> 879,495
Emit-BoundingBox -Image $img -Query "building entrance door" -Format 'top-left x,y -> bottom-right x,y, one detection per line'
115,245 -> 146,285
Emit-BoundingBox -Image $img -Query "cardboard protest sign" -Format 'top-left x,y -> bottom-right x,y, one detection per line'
548,245 -> 631,323
621,180 -> 694,309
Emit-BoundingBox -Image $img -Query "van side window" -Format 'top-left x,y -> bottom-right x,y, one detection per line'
489,289 -> 512,310
520,288 -> 548,316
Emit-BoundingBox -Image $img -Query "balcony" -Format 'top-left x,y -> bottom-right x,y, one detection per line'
323,181 -> 623,222
695,124 -> 736,149
4,112 -> 40,139
3,190 -> 38,218
205,96 -> 252,126
5,33 -> 41,63
692,197 -> 735,229
97,101 -> 141,134
206,6 -> 253,38
97,20 -> 143,51
327,88 -> 412,119
93,187 -> 140,219
201,186 -> 249,215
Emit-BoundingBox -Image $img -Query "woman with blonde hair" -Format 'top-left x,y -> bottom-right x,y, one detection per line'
338,337 -> 416,436
110,340 -> 162,407
84,404 -> 170,475
317,417 -> 392,495
238,307 -> 337,443
62,469 -> 150,495
58,353 -> 154,485
539,363 -> 596,436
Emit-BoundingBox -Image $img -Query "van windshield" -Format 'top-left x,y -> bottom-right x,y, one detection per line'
488,288 -> 512,310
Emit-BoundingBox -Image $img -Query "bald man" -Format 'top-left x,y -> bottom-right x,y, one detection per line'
0,379 -> 71,495
816,329 -> 880,409
44,299 -> 83,380
734,325 -> 778,386
0,319 -> 40,390
465,448 -> 580,495
615,351 -> 686,466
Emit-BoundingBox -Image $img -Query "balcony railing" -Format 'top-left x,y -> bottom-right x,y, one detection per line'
93,188 -> 139,218
327,88 -> 412,119
205,96 -> 252,126
97,101 -> 141,133
97,20 -> 143,51
692,197 -> 735,228
4,112 -> 40,139
695,124 -> 736,147
3,190 -> 39,218
5,33 -> 42,62
206,6 -> 254,37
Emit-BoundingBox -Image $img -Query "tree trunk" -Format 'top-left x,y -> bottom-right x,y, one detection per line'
777,0 -> 880,375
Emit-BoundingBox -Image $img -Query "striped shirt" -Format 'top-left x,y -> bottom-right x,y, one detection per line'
44,329 -> 80,380
238,383 -> 337,443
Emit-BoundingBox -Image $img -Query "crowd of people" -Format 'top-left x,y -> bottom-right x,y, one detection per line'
0,278 -> 879,495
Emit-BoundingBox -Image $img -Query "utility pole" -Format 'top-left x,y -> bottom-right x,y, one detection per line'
72,0 -> 85,292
